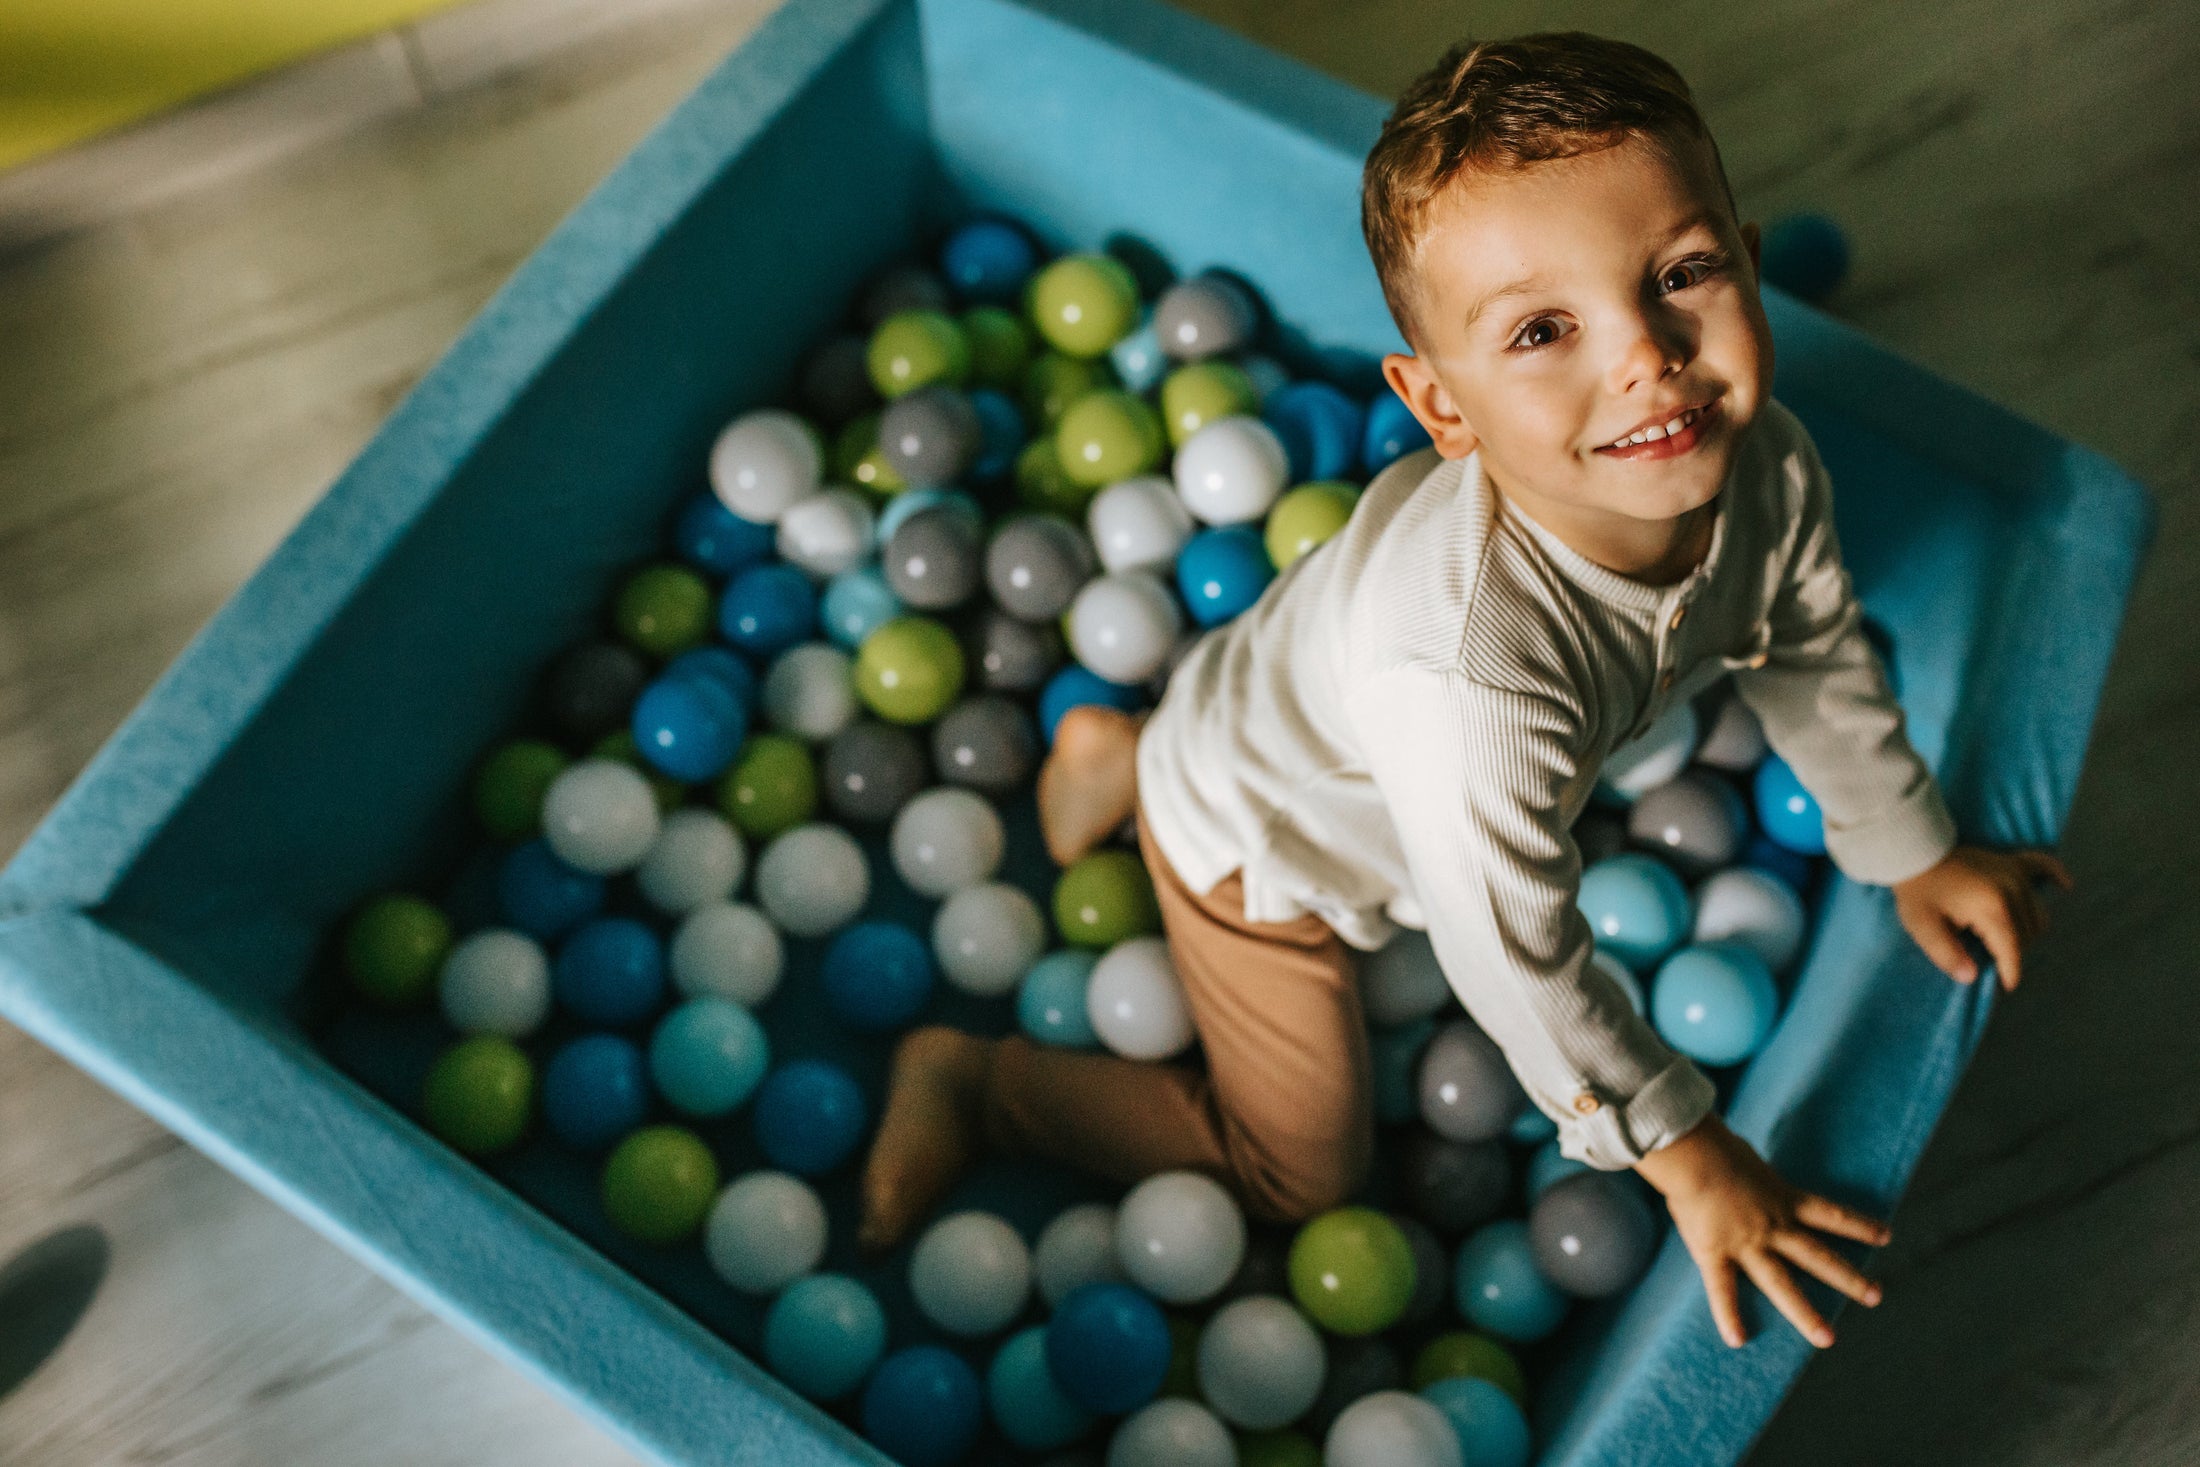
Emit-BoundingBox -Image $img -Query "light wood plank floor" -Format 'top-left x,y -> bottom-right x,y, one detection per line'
0,0 -> 2194,1463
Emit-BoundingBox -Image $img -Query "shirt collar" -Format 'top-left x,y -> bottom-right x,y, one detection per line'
1479,451 -> 1734,616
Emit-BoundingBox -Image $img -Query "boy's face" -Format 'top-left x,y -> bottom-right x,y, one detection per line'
1381,132 -> 1772,533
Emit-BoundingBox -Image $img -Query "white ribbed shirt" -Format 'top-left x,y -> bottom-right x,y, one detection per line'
1135,396 -> 1958,1169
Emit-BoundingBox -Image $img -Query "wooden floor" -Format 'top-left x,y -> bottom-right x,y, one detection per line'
0,0 -> 2195,1462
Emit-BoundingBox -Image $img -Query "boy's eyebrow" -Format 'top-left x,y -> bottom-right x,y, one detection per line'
1460,209 -> 1726,333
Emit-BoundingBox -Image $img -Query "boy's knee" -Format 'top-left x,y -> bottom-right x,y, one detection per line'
1236,1127 -> 1373,1225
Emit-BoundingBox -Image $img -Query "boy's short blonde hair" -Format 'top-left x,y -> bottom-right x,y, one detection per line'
1361,32 -> 1740,353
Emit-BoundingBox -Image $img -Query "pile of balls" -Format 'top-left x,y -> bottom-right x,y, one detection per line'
327,212 -> 1840,1467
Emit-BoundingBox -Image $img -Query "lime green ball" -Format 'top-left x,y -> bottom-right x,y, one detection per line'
832,411 -> 880,477
1055,389 -> 1165,488
834,412 -> 907,497
855,616 -> 967,724
344,894 -> 452,1007
961,304 -> 1033,391
1159,360 -> 1259,447
422,1035 -> 534,1156
868,309 -> 971,397
1264,481 -> 1362,571
601,1125 -> 720,1245
1020,349 -> 1114,428
591,730 -> 686,813
1027,253 -> 1141,358
473,739 -> 568,841
716,734 -> 817,840
1410,1330 -> 1528,1405
613,563 -> 713,659
1287,1206 -> 1417,1336
1053,849 -> 1161,947
1015,435 -> 1093,517
1237,1429 -> 1321,1467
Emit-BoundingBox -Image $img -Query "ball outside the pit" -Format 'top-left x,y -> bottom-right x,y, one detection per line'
669,900 -> 783,1007
601,1125 -> 720,1246
891,786 -> 1005,898
1115,1170 -> 1246,1306
985,513 -> 1097,624
542,759 -> 661,875
933,881 -> 1048,997
705,1169 -> 828,1293
1287,1207 -> 1417,1337
344,893 -> 452,1007
1527,1170 -> 1660,1299
636,808 -> 746,916
855,615 -> 967,724
1416,1019 -> 1529,1144
909,1210 -> 1032,1337
1053,849 -> 1161,948
753,822 -> 870,938
421,1035 -> 534,1156
1085,935 -> 1193,1060
1173,415 -> 1290,526
822,718 -> 929,825
710,407 -> 822,523
1086,474 -> 1194,575
648,995 -> 770,1117
439,928 -> 552,1038
1194,1294 -> 1325,1431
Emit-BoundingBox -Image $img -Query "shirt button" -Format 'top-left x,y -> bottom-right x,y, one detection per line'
1669,605 -> 1688,632
1745,650 -> 1769,669
1659,670 -> 1675,691
1572,1092 -> 1602,1115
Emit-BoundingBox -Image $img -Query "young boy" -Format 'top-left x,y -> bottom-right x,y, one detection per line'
857,32 -> 2072,1353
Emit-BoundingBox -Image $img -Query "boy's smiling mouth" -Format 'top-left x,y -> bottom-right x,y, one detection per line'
1595,395 -> 1720,460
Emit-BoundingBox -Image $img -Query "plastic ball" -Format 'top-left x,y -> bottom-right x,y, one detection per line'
1053,849 -> 1161,948
710,407 -> 822,523
1087,474 -> 1195,575
1195,1294 -> 1325,1430
1692,866 -> 1808,975
855,615 -> 967,724
554,916 -> 666,1027
753,823 -> 870,937
1305,1336 -> 1403,1441
1153,273 -> 1257,360
1761,212 -> 1852,304
761,642 -> 858,743
1396,1131 -> 1511,1237
1577,853 -> 1695,969
497,839 -> 605,942
909,1211 -> 1032,1337
1590,945 -> 1647,1016
648,996 -> 770,1116
967,605 -> 1067,693
671,489 -> 776,577
766,1273 -> 886,1401
940,217 -> 1036,305
878,484 -> 985,543
931,694 -> 1039,794
1173,415 -> 1289,525
1108,312 -> 1168,394
1745,833 -> 1818,895
1159,358 -> 1258,447
1107,1398 -> 1235,1467
933,881 -> 1049,996
1410,1331 -> 1527,1403
1394,1213 -> 1452,1326
1453,1220 -> 1570,1342
1044,1282 -> 1173,1416
1420,1378 -> 1529,1467
800,332 -> 880,428
867,308 -> 971,398
705,1170 -> 828,1293
1038,663 -> 1145,744
1416,1019 -> 1528,1143
601,1125 -> 719,1245
752,1059 -> 869,1176
1695,691 -> 1767,771
966,384 -> 1027,478
345,893 -> 452,1007
1264,481 -> 1359,571
1028,253 -> 1141,358
820,563 -> 904,651
1056,388 -> 1165,488
1175,525 -> 1274,627
629,672 -> 745,784
1753,754 -> 1827,854
1361,391 -> 1434,475
421,1035 -> 533,1156
1288,1207 -> 1417,1337
1528,1170 -> 1660,1298
1068,571 -> 1183,684
891,786 -> 1005,897
439,929 -> 552,1037
718,561 -> 820,660
1032,1201 -> 1125,1307
612,563 -> 713,659
1627,769 -> 1749,877
1600,699 -> 1702,803
1115,1171 -> 1246,1305
1526,1138 -> 1594,1205
541,759 -> 661,875
540,1033 -> 650,1151
1323,1390 -> 1463,1467
822,719 -> 929,825
1086,935 -> 1194,1060
989,1325 -> 1097,1452
1650,940 -> 1781,1066
986,513 -> 1097,623
878,383 -> 980,488
472,739 -> 567,842
718,732 -> 819,840
775,487 -> 877,577
636,808 -> 745,916
668,900 -> 783,1007
540,638 -> 651,745
1261,380 -> 1364,484
1360,929 -> 1450,1027
822,920 -> 936,1031
883,506 -> 985,611
860,1344 -> 983,1467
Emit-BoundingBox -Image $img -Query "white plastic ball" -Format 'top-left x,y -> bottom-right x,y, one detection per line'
1107,1398 -> 1234,1467
1087,474 -> 1196,574
705,1171 -> 827,1294
636,808 -> 746,915
762,642 -> 859,742
932,881 -> 1047,997
709,407 -> 822,523
1032,1203 -> 1126,1308
1696,690 -> 1768,771
1360,928 -> 1452,1026
1692,866 -> 1808,974
1324,1390 -> 1464,1467
1068,570 -> 1183,685
1172,415 -> 1289,526
541,758 -> 661,874
1599,700 -> 1701,803
908,1211 -> 1031,1337
1086,936 -> 1195,1061
1589,945 -> 1646,1017
753,823 -> 869,937
438,929 -> 551,1037
775,487 -> 876,577
1195,1294 -> 1325,1430
890,786 -> 1005,898
669,900 -> 784,1006
1114,1170 -> 1245,1305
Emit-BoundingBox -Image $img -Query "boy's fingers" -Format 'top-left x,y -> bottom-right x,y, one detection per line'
1740,1251 -> 1834,1348
1968,900 -> 2023,991
1910,913 -> 1977,983
1770,1230 -> 1883,1307
2020,851 -> 2075,890
1794,1194 -> 1893,1246
1700,1257 -> 1747,1348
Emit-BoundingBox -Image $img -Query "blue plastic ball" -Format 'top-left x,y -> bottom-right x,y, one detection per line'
1576,853 -> 1693,970
753,1059 -> 870,1177
1525,1138 -> 1593,1203
1017,949 -> 1101,1048
1744,836 -> 1817,895
1038,664 -> 1146,745
861,1345 -> 984,1467
552,916 -> 666,1027
671,491 -> 776,578
498,838 -> 606,941
1371,1017 -> 1436,1126
1421,1376 -> 1532,1467
940,217 -> 1037,305
1043,1282 -> 1172,1416
1509,1103 -> 1559,1146
1361,390 -> 1434,475
988,1325 -> 1097,1452
1262,380 -> 1366,483
1650,941 -> 1781,1067
1453,1220 -> 1571,1343
718,562 -> 819,660
648,996 -> 770,1115
663,645 -> 759,711
1760,212 -> 1851,305
630,672 -> 748,782
1175,525 -> 1275,628
766,1273 -> 888,1402
967,387 -> 1028,482
542,1033 -> 651,1150
1752,754 -> 1827,855
820,564 -> 905,651
822,920 -> 937,1032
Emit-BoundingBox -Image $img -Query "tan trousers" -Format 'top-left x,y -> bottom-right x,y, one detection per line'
981,798 -> 1374,1224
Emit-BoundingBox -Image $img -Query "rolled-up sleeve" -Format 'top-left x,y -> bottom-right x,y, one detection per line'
1351,667 -> 1717,1170
1732,424 -> 1959,886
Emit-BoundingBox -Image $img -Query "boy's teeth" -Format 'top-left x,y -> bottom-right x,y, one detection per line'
1610,405 -> 1700,448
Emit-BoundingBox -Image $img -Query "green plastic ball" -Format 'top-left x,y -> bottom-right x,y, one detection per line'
854,616 -> 967,724
716,734 -> 818,840
1237,1429 -> 1321,1467
833,412 -> 907,497
1027,253 -> 1141,358
601,1125 -> 720,1245
344,894 -> 452,1008
1287,1206 -> 1418,1337
592,729 -> 687,813
1052,849 -> 1161,947
612,563 -> 713,659
1054,388 -> 1165,488
961,304 -> 1033,391
1409,1330 -> 1528,1405
421,1035 -> 534,1156
1020,349 -> 1114,428
473,739 -> 569,841
1015,434 -> 1091,516
1159,360 -> 1259,447
1264,481 -> 1361,571
868,309 -> 971,397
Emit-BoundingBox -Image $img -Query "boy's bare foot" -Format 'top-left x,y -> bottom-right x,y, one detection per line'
857,1026 -> 997,1255
1037,705 -> 1147,867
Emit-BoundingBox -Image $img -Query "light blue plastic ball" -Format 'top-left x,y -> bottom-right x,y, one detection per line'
1421,1376 -> 1532,1467
876,486 -> 985,544
1371,1017 -> 1437,1126
1453,1220 -> 1572,1343
1576,853 -> 1693,970
1108,315 -> 1169,393
821,564 -> 906,651
765,1273 -> 887,1401
988,1325 -> 1098,1452
1175,525 -> 1275,627
647,996 -> 769,1115
1650,941 -> 1781,1067
1752,754 -> 1827,855
1018,949 -> 1101,1048
1525,1138 -> 1593,1204
1361,390 -> 1434,475
1262,379 -> 1365,483
1508,1103 -> 1559,1147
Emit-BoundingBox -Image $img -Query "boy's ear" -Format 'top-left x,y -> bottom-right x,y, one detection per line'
1380,351 -> 1481,460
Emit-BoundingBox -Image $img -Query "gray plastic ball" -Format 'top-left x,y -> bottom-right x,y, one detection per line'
797,332 -> 878,428
1573,807 -> 1629,867
1305,1335 -> 1402,1440
1626,769 -> 1746,878
931,695 -> 1039,793
821,720 -> 929,826
1398,1131 -> 1512,1236
855,262 -> 951,329
986,514 -> 1097,623
964,607 -> 1065,692
883,506 -> 984,610
1153,273 -> 1257,361
878,384 -> 980,488
1416,1018 -> 1530,1143
541,638 -> 648,744
1528,1170 -> 1660,1298
1392,1214 -> 1450,1326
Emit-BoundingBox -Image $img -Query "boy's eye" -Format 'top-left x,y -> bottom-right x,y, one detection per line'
1506,252 -> 1731,353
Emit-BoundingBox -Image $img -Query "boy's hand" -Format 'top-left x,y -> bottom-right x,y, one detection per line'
1636,1115 -> 1890,1350
1892,845 -> 2074,991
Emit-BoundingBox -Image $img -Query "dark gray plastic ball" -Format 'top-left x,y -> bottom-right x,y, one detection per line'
855,262 -> 951,329
1306,1335 -> 1402,1439
821,720 -> 929,826
1153,274 -> 1257,360
882,506 -> 983,610
964,608 -> 1065,692
1416,1018 -> 1530,1143
931,695 -> 1039,794
1627,769 -> 1746,878
878,384 -> 980,488
1528,1170 -> 1660,1298
797,332 -> 878,428
1393,1213 -> 1450,1325
986,513 -> 1097,623
1398,1131 -> 1512,1236
541,638 -> 649,744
